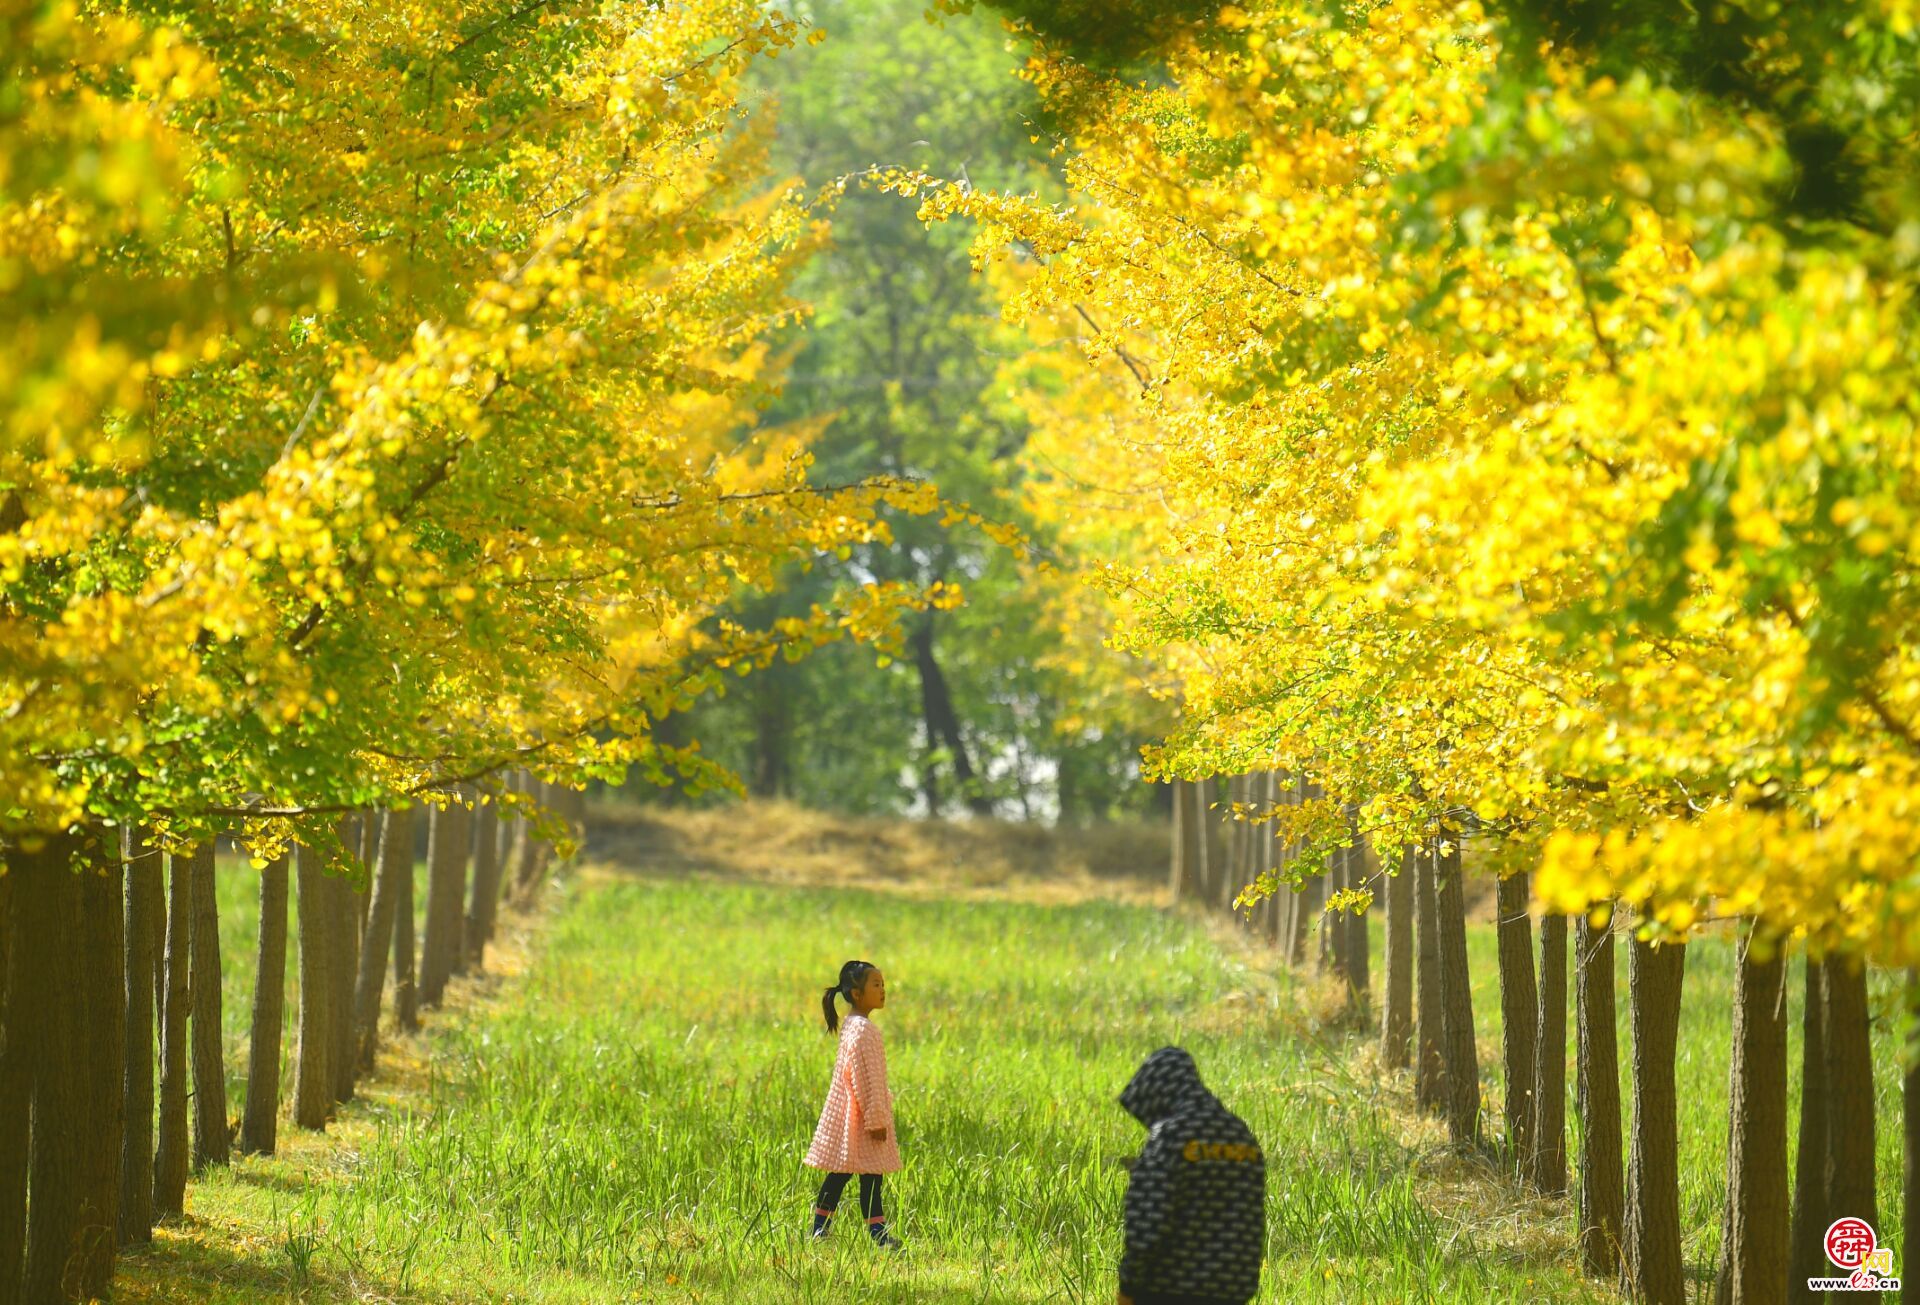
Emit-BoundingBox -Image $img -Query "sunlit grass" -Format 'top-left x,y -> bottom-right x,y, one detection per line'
122,864 -> 1630,1302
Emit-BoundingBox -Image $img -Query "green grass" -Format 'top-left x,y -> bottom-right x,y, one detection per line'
124,863 -> 1907,1303
122,868 -> 1610,1302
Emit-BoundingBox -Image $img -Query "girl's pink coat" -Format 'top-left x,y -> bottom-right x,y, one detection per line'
803,1013 -> 901,1174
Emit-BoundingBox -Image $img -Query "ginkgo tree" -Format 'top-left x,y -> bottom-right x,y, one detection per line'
1,1 -> 958,1299
924,0 -> 1920,1297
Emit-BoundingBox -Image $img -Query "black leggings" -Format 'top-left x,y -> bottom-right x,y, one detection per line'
814,1172 -> 884,1221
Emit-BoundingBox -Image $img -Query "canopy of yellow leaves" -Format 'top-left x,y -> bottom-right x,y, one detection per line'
0,0 -> 945,851
926,0 -> 1920,962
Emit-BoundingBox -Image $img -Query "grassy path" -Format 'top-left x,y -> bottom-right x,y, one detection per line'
112,835 -> 1909,1302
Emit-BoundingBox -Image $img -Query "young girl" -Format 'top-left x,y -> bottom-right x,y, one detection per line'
803,959 -> 902,1248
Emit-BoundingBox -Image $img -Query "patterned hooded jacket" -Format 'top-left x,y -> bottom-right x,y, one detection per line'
1116,1047 -> 1265,1304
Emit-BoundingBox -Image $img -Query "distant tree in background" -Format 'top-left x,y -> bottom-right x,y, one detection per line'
651,0 -> 1161,823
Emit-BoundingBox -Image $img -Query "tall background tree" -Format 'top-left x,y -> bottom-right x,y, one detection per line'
653,0 -> 1159,823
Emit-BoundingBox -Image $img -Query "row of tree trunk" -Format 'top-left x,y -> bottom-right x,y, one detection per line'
0,774 -> 582,1303
1167,780 -> 1903,1303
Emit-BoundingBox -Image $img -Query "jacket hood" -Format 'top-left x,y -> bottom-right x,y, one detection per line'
1118,1046 -> 1211,1126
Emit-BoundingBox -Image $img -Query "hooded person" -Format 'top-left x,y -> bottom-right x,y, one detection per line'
1114,1046 -> 1266,1305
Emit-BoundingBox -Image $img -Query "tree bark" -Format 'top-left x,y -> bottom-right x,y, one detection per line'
911,614 -> 992,815
1789,958 -> 1830,1303
465,803 -> 502,971
421,797 -> 470,1006
502,773 -> 533,902
1257,773 -> 1281,944
1435,830 -> 1479,1148
237,852 -> 290,1155
355,808 -> 410,1070
1167,779 -> 1198,901
18,843 -> 83,1305
1381,843 -> 1414,1069
1576,910 -> 1624,1279
1497,872 -> 1539,1171
1327,837 -> 1352,996
1823,958 -> 1878,1231
79,837 -> 124,1299
1714,924 -> 1787,1305
23,828 -> 124,1303
0,858 -> 24,1297
1529,912 -> 1569,1195
1414,838 -> 1446,1113
154,849 -> 191,1215
1622,929 -> 1686,1305
1302,863 -> 1329,972
328,838 -> 360,1104
187,843 -> 228,1170
393,820 -> 419,1033
1345,822 -> 1370,1019
1191,777 -> 1214,908
119,829 -> 160,1244
149,852 -> 165,1049
1904,970 -> 1918,1305
292,844 -> 334,1130
1229,776 -> 1256,914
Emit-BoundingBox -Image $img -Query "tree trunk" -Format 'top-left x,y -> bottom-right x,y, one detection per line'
1529,912 -> 1569,1195
1622,929 -> 1686,1305
0,859 -> 25,1297
1498,872 -> 1539,1171
355,808 -> 410,1071
1327,837 -> 1352,996
1904,970 -> 1918,1305
1576,909 -> 1624,1279
1435,830 -> 1479,1148
328,841 -> 360,1105
78,838 -> 124,1299
1345,822 -> 1370,1018
515,816 -> 553,906
1229,776 -> 1255,913
154,849 -> 191,1215
421,798 -> 470,1006
1822,958 -> 1877,1232
1414,838 -> 1446,1113
292,844 -> 334,1130
1282,775 -> 1297,959
1714,924 -> 1787,1305
18,843 -> 83,1305
465,803 -> 502,971
119,830 -> 160,1244
1191,777 -> 1214,908
911,614 -> 992,816
1789,958 -> 1830,1302
238,853 -> 290,1155
149,853 -> 165,1049
23,828 -> 124,1303
1302,863 -> 1329,971
1219,776 -> 1240,912
502,774 -> 533,903
1167,779 -> 1182,901
393,821 -> 419,1033
1380,843 -> 1414,1069
186,843 -> 228,1170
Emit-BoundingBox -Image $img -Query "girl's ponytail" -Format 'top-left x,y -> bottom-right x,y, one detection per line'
821,959 -> 875,1033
